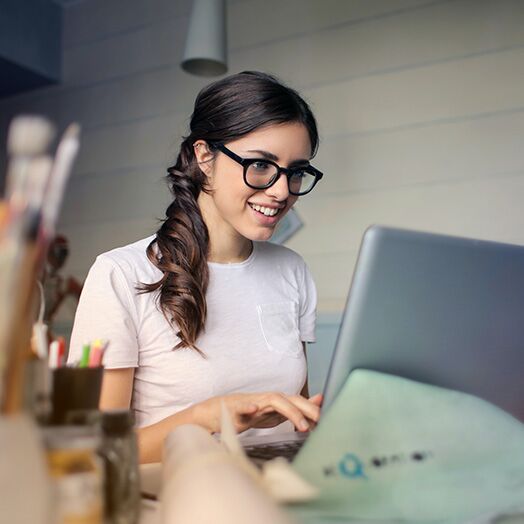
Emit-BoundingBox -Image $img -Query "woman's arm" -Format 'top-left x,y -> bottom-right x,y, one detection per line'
100,367 -> 323,464
99,368 -> 135,409
136,391 -> 322,463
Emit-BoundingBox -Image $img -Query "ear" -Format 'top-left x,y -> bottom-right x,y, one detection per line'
193,140 -> 215,176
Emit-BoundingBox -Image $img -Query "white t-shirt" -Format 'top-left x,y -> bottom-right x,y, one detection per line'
69,236 -> 317,433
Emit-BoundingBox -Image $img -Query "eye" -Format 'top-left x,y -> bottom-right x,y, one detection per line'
290,169 -> 307,179
251,160 -> 272,172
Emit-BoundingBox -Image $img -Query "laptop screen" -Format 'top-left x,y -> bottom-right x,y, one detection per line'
322,225 -> 524,422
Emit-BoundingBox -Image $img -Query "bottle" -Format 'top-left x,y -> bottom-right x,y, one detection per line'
101,410 -> 140,524
44,425 -> 104,524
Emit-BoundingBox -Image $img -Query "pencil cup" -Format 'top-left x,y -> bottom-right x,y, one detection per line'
50,367 -> 103,425
23,359 -> 52,422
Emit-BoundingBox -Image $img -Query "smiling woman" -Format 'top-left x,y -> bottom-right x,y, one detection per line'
68,71 -> 324,463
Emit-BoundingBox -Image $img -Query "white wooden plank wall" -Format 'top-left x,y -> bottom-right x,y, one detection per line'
1,0 -> 523,315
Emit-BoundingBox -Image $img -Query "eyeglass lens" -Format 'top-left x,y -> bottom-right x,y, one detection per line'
246,161 -> 316,194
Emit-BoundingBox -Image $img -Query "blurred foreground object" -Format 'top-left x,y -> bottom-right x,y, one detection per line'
0,414 -> 52,523
161,424 -> 294,524
101,410 -> 141,524
44,425 -> 104,523
0,115 -> 80,413
292,370 -> 524,522
43,234 -> 83,341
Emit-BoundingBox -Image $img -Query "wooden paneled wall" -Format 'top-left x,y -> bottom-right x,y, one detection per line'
1,0 -> 523,318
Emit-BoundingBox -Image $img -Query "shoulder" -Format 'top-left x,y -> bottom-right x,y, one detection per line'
92,235 -> 161,283
98,235 -> 154,265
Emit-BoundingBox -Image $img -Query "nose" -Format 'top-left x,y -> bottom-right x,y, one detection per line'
264,173 -> 290,201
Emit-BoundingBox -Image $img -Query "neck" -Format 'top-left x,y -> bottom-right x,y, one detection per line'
198,193 -> 253,264
208,237 -> 253,264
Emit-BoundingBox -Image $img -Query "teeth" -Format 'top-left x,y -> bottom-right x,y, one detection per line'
250,204 -> 279,217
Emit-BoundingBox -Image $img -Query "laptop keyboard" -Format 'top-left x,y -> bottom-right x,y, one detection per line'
244,439 -> 304,462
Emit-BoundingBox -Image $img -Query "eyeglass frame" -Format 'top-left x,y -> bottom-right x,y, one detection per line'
209,142 -> 323,196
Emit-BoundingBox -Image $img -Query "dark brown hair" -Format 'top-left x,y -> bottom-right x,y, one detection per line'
139,71 -> 319,352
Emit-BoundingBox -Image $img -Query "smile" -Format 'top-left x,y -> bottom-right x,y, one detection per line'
248,203 -> 281,217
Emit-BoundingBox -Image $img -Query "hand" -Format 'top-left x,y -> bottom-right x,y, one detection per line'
193,392 -> 323,434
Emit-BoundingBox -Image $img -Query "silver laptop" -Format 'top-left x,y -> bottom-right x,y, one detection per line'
242,225 -> 524,461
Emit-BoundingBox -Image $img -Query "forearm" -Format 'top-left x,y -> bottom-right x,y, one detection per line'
136,386 -> 322,463
137,404 -> 203,464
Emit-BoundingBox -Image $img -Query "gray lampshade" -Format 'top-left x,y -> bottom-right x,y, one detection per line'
181,0 -> 227,77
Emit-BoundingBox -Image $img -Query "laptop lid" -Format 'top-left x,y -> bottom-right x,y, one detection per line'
322,225 -> 524,422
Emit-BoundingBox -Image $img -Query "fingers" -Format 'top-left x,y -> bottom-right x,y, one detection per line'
254,393 -> 316,432
288,395 -> 321,425
308,393 -> 323,406
307,394 -> 323,429
220,392 -> 322,433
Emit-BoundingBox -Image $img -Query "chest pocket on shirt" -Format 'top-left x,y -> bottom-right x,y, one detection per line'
257,301 -> 302,359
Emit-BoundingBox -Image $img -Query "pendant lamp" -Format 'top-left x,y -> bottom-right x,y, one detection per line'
181,0 -> 227,77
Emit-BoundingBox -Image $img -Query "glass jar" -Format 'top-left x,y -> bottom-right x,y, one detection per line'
44,425 -> 104,524
101,410 -> 140,524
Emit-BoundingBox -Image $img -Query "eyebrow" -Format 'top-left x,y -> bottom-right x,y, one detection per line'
245,149 -> 310,167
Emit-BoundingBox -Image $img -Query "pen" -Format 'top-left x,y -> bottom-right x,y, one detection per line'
57,336 -> 65,368
79,342 -> 91,367
88,339 -> 106,368
48,340 -> 60,369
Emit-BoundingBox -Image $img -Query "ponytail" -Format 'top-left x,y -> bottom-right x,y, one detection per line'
138,139 -> 210,353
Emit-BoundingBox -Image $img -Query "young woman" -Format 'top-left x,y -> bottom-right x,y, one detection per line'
69,71 -> 324,463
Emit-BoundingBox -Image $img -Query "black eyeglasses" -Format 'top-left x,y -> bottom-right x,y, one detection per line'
211,143 -> 323,196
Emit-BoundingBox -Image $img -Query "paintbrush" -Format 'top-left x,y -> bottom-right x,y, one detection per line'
0,117 -> 56,411
41,123 -> 80,241
0,117 -> 80,413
